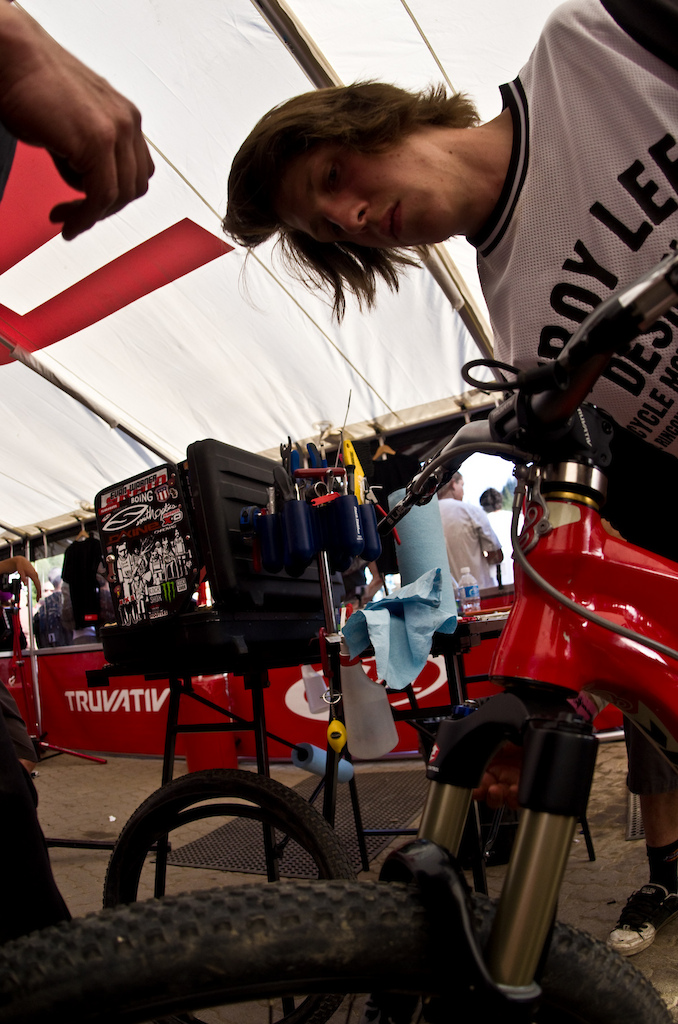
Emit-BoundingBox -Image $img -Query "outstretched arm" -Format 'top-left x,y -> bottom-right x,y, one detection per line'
0,2 -> 154,239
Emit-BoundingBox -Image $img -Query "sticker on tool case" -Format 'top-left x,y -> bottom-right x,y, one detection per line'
95,465 -> 199,625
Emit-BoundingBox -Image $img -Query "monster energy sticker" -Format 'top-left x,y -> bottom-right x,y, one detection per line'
95,464 -> 198,625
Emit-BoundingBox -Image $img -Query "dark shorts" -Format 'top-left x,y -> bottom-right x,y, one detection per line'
625,718 -> 678,794
605,424 -> 678,562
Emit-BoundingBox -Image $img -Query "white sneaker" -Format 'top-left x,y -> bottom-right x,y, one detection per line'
607,883 -> 678,956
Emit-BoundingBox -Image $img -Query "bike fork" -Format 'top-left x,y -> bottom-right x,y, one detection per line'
486,807 -> 577,984
417,696 -> 599,992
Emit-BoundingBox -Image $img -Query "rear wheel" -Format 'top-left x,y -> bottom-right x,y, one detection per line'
0,881 -> 669,1024
103,768 -> 354,904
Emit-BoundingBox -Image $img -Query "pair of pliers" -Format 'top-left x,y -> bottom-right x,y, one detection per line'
280,437 -> 293,474
281,436 -> 301,474
307,442 -> 327,468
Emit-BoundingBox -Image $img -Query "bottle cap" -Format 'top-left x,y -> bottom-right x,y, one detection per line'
461,567 -> 470,574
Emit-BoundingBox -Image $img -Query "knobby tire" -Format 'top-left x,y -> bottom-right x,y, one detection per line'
103,768 -> 355,904
0,880 -> 670,1023
102,767 -> 355,1024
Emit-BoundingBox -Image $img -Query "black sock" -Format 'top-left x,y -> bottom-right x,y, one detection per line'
647,838 -> 678,893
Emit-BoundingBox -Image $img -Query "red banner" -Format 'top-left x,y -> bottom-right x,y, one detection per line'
0,635 -> 621,766
0,651 -> 237,766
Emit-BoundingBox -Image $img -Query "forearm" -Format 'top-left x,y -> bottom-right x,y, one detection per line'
0,2 -> 153,238
0,5 -> 116,146
0,3 -> 56,111
602,0 -> 678,72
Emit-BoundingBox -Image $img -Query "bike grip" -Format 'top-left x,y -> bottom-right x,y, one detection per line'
359,502 -> 382,562
256,513 -> 284,573
309,502 -> 328,554
282,499 -> 316,569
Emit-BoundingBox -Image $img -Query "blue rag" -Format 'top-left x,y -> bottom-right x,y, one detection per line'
342,567 -> 457,689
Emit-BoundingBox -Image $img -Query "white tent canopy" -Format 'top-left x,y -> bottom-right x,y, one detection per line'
1,0 -> 561,543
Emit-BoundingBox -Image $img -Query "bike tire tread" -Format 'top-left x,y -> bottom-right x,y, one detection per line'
103,768 -> 354,905
0,880 -> 669,1023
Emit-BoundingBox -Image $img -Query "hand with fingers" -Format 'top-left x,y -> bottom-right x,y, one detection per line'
0,556 -> 41,598
0,3 -> 154,239
472,740 -> 523,811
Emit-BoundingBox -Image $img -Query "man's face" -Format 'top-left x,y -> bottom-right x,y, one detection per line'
450,476 -> 464,501
275,129 -> 470,248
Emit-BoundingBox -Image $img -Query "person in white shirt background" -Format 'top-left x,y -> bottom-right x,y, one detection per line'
479,486 -> 515,586
437,472 -> 502,589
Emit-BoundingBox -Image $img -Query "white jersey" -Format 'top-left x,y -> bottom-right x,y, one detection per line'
437,498 -> 501,590
486,509 -> 515,585
473,0 -> 678,456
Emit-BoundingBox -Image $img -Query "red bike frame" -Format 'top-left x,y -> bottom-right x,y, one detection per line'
492,493 -> 678,760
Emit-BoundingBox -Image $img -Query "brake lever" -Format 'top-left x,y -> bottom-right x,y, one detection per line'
376,471 -> 440,537
377,420 -> 526,537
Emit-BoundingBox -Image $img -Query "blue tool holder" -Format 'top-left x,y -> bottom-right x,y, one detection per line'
244,492 -> 382,576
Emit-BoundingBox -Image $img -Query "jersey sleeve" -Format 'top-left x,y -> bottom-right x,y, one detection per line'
601,0 -> 678,72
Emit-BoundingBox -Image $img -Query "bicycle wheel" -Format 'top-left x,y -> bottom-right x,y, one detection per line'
103,769 -> 355,1024
0,881 -> 669,1024
103,768 -> 354,905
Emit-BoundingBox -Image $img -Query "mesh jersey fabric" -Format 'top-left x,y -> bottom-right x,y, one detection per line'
473,0 -> 678,459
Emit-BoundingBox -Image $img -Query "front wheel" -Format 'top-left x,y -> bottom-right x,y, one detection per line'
0,881 -> 669,1023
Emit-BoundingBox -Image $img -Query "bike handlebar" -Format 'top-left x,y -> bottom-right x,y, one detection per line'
529,251 -> 678,427
379,252 -> 678,536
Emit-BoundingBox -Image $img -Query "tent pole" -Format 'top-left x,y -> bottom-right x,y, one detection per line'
0,336 -> 180,464
251,0 -> 338,88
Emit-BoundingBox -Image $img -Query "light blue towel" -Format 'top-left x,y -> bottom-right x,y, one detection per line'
391,487 -> 457,634
343,566 -> 457,689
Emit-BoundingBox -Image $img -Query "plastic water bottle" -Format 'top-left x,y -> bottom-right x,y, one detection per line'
456,567 -> 481,616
